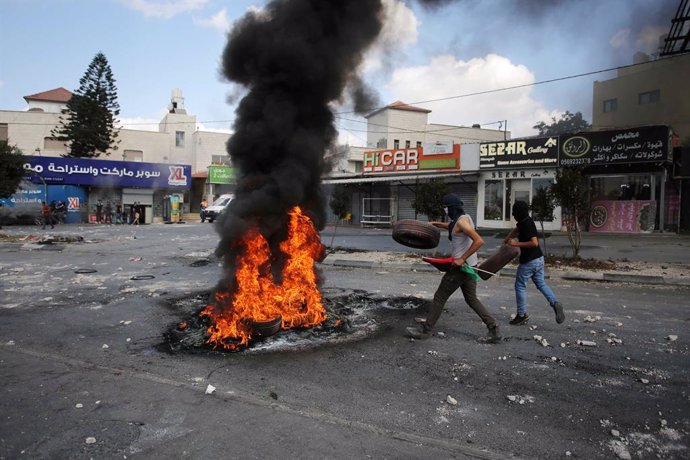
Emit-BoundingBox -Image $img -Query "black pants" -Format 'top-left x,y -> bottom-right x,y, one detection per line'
424,266 -> 496,330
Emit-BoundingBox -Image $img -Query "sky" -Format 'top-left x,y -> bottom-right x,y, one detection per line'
0,0 -> 679,146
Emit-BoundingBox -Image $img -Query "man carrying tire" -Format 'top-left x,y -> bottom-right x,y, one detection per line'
405,193 -> 501,343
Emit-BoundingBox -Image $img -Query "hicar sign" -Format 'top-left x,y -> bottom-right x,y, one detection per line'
363,148 -> 420,173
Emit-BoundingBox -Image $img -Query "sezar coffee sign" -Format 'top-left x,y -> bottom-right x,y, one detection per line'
479,137 -> 558,170
363,144 -> 460,174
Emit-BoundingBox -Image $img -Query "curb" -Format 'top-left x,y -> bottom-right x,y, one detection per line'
321,259 -> 690,287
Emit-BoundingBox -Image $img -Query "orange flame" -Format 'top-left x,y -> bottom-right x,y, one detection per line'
201,207 -> 326,350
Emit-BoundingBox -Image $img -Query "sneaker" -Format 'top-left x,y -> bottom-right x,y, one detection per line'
487,324 -> 502,343
509,314 -> 529,325
405,326 -> 431,340
553,302 -> 565,324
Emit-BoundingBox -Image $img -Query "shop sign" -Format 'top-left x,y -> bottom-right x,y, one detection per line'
560,125 -> 670,166
22,156 -> 191,189
362,144 -> 459,175
479,137 -> 558,170
208,165 -> 235,184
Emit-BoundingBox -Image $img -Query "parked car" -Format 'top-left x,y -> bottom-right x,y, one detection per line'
202,194 -> 234,223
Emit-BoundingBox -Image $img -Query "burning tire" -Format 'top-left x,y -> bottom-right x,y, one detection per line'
392,220 -> 440,249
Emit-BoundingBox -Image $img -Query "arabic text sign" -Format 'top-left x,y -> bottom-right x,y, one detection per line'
589,200 -> 657,233
560,126 -> 670,166
479,137 -> 559,170
22,156 -> 191,189
362,144 -> 460,175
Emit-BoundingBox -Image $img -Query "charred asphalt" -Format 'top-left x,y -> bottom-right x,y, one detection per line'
0,222 -> 688,459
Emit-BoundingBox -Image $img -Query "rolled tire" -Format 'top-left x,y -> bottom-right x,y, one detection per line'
392,220 -> 441,249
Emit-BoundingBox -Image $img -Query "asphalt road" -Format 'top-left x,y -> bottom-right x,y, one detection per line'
0,223 -> 688,459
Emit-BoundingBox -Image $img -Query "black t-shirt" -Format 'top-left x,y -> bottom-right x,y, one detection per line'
516,217 -> 543,264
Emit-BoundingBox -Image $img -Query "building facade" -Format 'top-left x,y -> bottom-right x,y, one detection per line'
0,88 -> 231,222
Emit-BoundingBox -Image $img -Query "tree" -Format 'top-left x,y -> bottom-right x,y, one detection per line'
533,111 -> 591,136
52,52 -> 120,158
412,180 -> 449,221
549,166 -> 590,258
530,185 -> 555,256
328,184 -> 351,248
329,185 -> 350,220
0,141 -> 25,199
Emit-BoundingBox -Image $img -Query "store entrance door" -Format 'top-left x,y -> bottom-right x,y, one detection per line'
511,179 -> 531,210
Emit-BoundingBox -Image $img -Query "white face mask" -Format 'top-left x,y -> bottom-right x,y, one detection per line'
443,206 -> 449,216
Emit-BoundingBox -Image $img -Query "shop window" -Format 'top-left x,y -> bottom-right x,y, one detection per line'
603,99 -> 617,113
175,131 -> 185,147
0,123 -> 7,142
393,139 -> 400,149
405,140 -> 410,148
590,175 -> 653,201
484,180 -> 503,221
638,90 -> 660,105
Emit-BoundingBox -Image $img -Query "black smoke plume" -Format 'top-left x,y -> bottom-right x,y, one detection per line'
214,0 -> 383,293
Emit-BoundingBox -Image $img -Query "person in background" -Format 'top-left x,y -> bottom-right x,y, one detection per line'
96,200 -> 103,224
504,200 -> 565,326
200,198 -> 208,223
405,193 -> 501,343
41,201 -> 54,229
55,200 -> 66,223
115,202 -> 123,224
104,200 -> 113,225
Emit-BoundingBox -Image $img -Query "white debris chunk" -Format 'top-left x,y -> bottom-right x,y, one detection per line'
610,429 -> 620,437
666,335 -> 678,342
75,403 -> 83,409
660,419 -> 667,427
101,344 -> 109,349
609,440 -> 631,460
577,340 -> 597,347
584,315 -> 601,323
205,384 -> 216,395
533,335 -> 549,347
529,325 -> 538,331
506,395 -> 534,404
560,342 -> 566,348
507,395 -> 518,402
446,395 -> 458,405
85,437 -> 97,445
607,338 -> 623,345
437,332 -> 446,338
6,340 -> 15,346
639,378 -> 650,384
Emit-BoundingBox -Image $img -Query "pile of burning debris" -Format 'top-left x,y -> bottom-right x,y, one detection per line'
164,289 -> 429,353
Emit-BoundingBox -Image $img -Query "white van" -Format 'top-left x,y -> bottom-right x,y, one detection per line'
202,194 -> 234,223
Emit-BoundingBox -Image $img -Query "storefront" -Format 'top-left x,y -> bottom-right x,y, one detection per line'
337,142 -> 468,226
477,136 -> 562,230
21,156 -> 191,224
560,125 -> 675,233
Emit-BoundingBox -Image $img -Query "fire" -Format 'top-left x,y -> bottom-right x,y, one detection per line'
201,206 -> 326,350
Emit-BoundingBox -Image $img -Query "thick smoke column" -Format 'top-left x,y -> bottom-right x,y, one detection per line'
215,0 -> 383,291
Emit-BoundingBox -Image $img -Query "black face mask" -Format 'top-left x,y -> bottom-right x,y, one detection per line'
512,201 -> 530,221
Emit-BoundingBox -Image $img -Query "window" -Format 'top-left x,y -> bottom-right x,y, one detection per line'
123,150 -> 143,162
354,161 -> 363,173
376,138 -> 387,149
175,131 -> 185,147
393,139 -> 400,149
43,137 -> 68,152
638,90 -> 660,105
211,154 -> 232,166
405,140 -> 410,148
603,99 -> 617,113
0,123 -> 7,142
416,141 -> 422,148
484,180 -> 504,221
